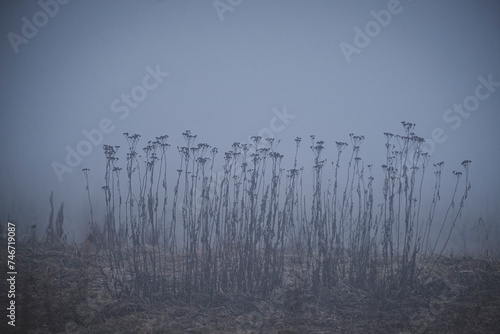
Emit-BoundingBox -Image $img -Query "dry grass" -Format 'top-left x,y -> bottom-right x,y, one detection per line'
2,123 -> 493,333
1,244 -> 499,333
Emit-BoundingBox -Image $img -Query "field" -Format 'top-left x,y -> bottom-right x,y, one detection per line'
2,123 -> 499,333
1,245 -> 499,333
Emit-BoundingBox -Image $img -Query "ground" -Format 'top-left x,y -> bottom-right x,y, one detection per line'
1,246 -> 499,333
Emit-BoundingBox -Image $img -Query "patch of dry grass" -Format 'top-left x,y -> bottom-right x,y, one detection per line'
1,245 -> 499,333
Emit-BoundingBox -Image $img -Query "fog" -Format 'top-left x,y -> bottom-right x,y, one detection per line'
1,0 -> 499,254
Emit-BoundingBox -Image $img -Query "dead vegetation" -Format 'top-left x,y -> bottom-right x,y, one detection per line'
2,122 -> 498,333
1,245 -> 499,333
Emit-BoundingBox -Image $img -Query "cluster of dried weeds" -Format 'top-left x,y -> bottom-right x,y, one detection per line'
77,122 -> 474,304
3,122 -> 495,333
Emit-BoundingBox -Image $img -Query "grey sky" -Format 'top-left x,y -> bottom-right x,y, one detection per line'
1,0 -> 499,249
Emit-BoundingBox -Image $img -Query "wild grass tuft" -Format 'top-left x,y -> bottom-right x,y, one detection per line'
82,122 -> 473,303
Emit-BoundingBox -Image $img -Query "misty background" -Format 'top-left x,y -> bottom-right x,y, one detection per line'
0,0 -> 499,254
